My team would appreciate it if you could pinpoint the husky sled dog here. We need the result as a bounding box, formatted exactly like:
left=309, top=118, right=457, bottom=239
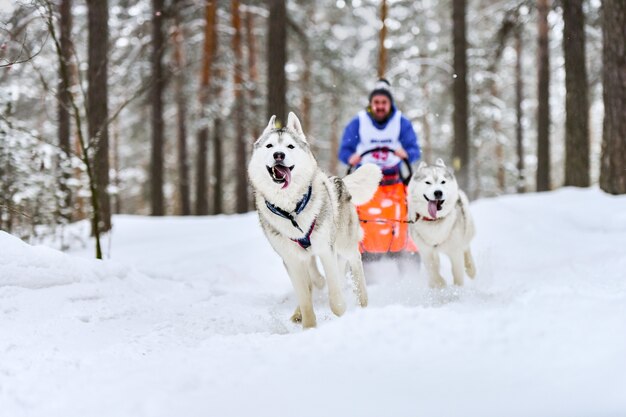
left=407, top=159, right=476, bottom=288
left=248, top=112, right=382, bottom=328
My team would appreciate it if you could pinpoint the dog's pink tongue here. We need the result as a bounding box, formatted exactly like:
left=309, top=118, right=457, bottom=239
left=274, top=165, right=291, bottom=189
left=428, top=200, right=438, bottom=219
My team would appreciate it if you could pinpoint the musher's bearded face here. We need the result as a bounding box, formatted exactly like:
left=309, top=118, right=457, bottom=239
left=370, top=95, right=391, bottom=122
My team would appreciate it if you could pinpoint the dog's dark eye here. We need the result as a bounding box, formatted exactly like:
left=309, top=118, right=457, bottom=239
left=441, top=180, right=446, bottom=184
left=287, top=144, right=295, bottom=149
left=266, top=144, right=273, bottom=148
left=425, top=181, right=431, bottom=185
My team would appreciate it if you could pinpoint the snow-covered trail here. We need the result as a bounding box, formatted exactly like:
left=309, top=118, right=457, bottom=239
left=1, top=188, right=625, bottom=417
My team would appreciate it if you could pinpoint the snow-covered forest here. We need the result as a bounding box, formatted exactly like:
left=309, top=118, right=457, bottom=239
left=1, top=0, right=624, bottom=247
left=1, top=2, right=626, bottom=415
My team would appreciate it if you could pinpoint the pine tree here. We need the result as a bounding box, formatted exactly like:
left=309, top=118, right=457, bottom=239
left=563, top=0, right=590, bottom=187
left=599, top=0, right=626, bottom=194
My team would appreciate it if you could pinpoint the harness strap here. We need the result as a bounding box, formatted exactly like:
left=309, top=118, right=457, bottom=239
left=292, top=219, right=316, bottom=249
left=264, top=185, right=313, bottom=233
left=358, top=213, right=437, bottom=224
left=413, top=212, right=438, bottom=222
left=265, top=201, right=302, bottom=232
left=294, top=185, right=312, bottom=214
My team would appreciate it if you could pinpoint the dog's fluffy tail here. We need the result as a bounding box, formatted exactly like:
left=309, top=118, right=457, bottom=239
left=343, top=163, right=382, bottom=205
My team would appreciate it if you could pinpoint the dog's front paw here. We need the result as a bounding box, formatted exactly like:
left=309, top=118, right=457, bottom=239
left=291, top=306, right=317, bottom=328
left=302, top=314, right=317, bottom=328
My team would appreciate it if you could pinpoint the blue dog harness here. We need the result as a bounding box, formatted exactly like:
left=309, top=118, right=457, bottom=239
left=265, top=186, right=316, bottom=249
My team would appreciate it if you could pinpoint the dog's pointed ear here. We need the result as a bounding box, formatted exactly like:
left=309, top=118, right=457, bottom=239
left=263, top=115, right=277, bottom=135
left=287, top=112, right=305, bottom=138
left=435, top=158, right=446, bottom=168
left=417, top=161, right=427, bottom=170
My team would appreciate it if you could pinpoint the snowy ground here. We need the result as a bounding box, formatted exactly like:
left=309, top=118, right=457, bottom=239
left=1, top=187, right=625, bottom=417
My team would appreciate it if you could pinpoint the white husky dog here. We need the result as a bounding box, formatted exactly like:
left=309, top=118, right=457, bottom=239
left=248, top=112, right=382, bottom=328
left=407, top=159, right=476, bottom=288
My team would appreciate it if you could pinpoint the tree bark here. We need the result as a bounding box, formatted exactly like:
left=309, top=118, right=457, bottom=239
left=196, top=0, right=218, bottom=215
left=599, top=0, right=626, bottom=194
left=452, top=0, right=469, bottom=191
left=536, top=0, right=551, bottom=191
left=196, top=127, right=209, bottom=215
left=245, top=9, right=261, bottom=140
left=267, top=0, right=287, bottom=125
left=57, top=0, right=72, bottom=220
left=232, top=0, right=248, bottom=213
left=515, top=27, right=526, bottom=193
left=491, top=83, right=505, bottom=190
left=299, top=28, right=312, bottom=136
left=563, top=0, right=590, bottom=187
left=378, top=0, right=388, bottom=78
left=173, top=3, right=191, bottom=215
left=212, top=117, right=223, bottom=214
left=421, top=72, right=433, bottom=163
left=211, top=8, right=225, bottom=215
left=112, top=117, right=122, bottom=214
left=87, top=0, right=111, bottom=231
left=151, top=0, right=166, bottom=215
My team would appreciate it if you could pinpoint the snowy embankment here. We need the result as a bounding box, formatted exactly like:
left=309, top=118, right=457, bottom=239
left=1, top=187, right=625, bottom=417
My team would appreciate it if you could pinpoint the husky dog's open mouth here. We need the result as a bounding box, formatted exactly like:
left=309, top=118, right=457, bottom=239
left=267, top=164, right=294, bottom=188
left=423, top=195, right=444, bottom=218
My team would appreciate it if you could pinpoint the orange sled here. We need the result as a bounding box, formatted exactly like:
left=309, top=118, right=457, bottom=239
left=348, top=148, right=419, bottom=261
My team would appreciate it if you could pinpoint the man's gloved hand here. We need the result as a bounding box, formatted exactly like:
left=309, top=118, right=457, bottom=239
left=348, top=153, right=362, bottom=166
left=394, top=148, right=408, bottom=160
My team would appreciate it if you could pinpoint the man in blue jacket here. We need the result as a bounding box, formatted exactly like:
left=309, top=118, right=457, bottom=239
left=339, top=79, right=421, bottom=177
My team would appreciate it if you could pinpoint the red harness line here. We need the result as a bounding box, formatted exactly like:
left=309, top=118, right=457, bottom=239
left=359, top=213, right=438, bottom=224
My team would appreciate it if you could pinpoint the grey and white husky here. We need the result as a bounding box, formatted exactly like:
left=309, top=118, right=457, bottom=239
left=407, top=159, right=476, bottom=288
left=248, top=112, right=382, bottom=328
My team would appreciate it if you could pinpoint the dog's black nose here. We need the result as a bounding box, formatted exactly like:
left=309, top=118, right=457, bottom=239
left=434, top=190, right=443, bottom=199
left=273, top=152, right=285, bottom=161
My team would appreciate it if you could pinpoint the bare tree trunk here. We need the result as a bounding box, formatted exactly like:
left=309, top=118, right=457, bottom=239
left=212, top=117, right=223, bottom=214
left=536, top=0, right=551, bottom=191
left=0, top=102, right=16, bottom=233
left=211, top=4, right=224, bottom=215
left=173, top=4, right=191, bottom=215
left=58, top=0, right=72, bottom=157
left=421, top=70, right=432, bottom=163
left=151, top=0, right=166, bottom=215
left=267, top=0, right=287, bottom=125
left=47, top=3, right=103, bottom=257
left=245, top=8, right=261, bottom=140
left=112, top=117, right=122, bottom=214
left=452, top=0, right=469, bottom=191
left=563, top=0, right=590, bottom=187
left=515, top=27, right=526, bottom=193
left=599, top=0, right=626, bottom=194
left=196, top=0, right=218, bottom=215
left=232, top=0, right=248, bottom=213
left=87, top=0, right=111, bottom=231
left=73, top=121, right=86, bottom=219
left=196, top=127, right=209, bottom=215
left=244, top=10, right=260, bottom=208
left=300, top=33, right=312, bottom=136
left=491, top=81, right=505, bottom=191
left=378, top=0, right=388, bottom=78
left=57, top=0, right=72, bottom=221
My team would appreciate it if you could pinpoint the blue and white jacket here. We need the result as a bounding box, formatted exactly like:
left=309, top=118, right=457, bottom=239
left=338, top=105, right=421, bottom=173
